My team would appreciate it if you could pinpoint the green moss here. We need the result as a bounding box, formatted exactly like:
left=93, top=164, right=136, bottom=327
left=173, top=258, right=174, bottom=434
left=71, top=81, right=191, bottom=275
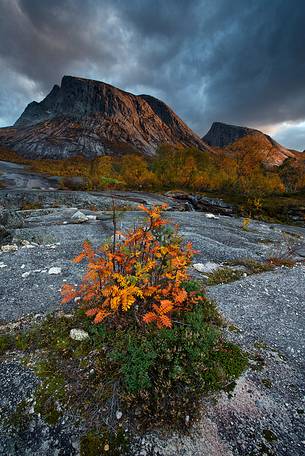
left=226, top=258, right=274, bottom=275
left=227, top=324, right=241, bottom=333
left=34, top=360, right=66, bottom=425
left=80, top=429, right=129, bottom=456
left=261, top=378, right=272, bottom=388
left=258, top=239, right=274, bottom=245
left=0, top=333, right=15, bottom=354
left=207, top=268, right=244, bottom=285
left=249, top=353, right=266, bottom=371
left=5, top=400, right=30, bottom=432
left=254, top=341, right=269, bottom=350
left=0, top=292, right=247, bottom=433
left=263, top=429, right=278, bottom=443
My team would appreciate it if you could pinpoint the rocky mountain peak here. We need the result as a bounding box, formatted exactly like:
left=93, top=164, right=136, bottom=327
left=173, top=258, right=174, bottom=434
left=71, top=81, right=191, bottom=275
left=202, top=121, right=299, bottom=166
left=1, top=76, right=210, bottom=159
left=202, top=121, right=259, bottom=148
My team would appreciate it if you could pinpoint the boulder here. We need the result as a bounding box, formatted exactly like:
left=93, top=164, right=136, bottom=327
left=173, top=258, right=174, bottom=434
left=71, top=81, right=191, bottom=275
left=0, top=209, right=24, bottom=228
left=70, top=210, right=89, bottom=223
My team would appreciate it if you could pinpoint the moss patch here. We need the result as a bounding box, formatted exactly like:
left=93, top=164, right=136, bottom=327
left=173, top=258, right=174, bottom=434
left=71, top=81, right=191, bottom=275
left=226, top=258, right=275, bottom=275
left=0, top=292, right=247, bottom=446
left=80, top=429, right=129, bottom=456
left=207, top=268, right=244, bottom=285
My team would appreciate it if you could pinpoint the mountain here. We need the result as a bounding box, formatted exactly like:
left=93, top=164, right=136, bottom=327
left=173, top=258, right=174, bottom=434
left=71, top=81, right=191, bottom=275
left=203, top=121, right=299, bottom=166
left=0, top=76, right=210, bottom=159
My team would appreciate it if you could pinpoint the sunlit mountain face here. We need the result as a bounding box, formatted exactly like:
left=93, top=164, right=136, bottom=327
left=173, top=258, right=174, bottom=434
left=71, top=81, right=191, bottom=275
left=1, top=0, right=305, bottom=151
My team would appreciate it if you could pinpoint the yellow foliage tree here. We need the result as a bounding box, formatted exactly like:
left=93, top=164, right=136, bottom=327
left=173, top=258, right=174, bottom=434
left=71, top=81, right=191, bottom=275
left=62, top=204, right=203, bottom=329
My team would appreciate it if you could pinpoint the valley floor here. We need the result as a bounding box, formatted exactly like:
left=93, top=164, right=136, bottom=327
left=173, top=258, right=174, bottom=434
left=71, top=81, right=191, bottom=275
left=0, top=178, right=304, bottom=455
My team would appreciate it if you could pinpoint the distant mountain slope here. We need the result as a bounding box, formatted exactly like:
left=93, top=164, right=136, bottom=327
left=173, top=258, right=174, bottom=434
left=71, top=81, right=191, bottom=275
left=203, top=121, right=299, bottom=166
left=0, top=76, right=211, bottom=159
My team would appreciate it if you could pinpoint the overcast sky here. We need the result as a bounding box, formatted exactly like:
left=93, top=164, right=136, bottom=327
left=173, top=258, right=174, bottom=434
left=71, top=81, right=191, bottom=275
left=1, top=0, right=305, bottom=150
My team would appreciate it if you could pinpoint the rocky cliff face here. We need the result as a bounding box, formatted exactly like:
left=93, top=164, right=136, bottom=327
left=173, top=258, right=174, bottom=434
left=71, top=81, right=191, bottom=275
left=0, top=76, right=210, bottom=159
left=203, top=122, right=259, bottom=148
left=203, top=121, right=299, bottom=166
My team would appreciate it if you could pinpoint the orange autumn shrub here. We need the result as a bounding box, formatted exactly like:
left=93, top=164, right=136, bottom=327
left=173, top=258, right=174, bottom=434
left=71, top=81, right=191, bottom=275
left=61, top=204, right=203, bottom=329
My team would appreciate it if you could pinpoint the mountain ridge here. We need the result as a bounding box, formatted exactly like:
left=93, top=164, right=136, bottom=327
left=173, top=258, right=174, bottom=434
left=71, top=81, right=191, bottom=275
left=203, top=121, right=300, bottom=166
left=0, top=75, right=210, bottom=159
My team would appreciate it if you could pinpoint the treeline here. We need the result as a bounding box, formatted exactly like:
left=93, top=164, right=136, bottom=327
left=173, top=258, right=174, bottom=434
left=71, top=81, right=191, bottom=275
left=2, top=144, right=305, bottom=196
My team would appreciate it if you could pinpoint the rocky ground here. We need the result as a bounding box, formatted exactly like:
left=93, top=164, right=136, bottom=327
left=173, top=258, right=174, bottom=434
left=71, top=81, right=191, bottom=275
left=0, top=172, right=305, bottom=455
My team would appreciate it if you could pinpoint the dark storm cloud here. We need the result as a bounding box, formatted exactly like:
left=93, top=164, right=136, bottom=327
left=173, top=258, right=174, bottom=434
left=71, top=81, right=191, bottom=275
left=0, top=0, right=305, bottom=149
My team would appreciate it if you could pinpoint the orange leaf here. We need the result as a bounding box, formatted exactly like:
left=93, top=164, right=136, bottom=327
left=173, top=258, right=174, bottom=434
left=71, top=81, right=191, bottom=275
left=61, top=283, right=76, bottom=304
left=159, top=315, right=172, bottom=328
left=143, top=312, right=157, bottom=324
left=94, top=309, right=110, bottom=324
left=175, top=288, right=187, bottom=304
left=73, top=252, right=85, bottom=264
left=159, top=300, right=174, bottom=315
left=85, top=308, right=99, bottom=317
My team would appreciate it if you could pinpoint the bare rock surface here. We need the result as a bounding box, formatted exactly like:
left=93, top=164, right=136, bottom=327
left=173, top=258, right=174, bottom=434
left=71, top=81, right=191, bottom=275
left=0, top=161, right=59, bottom=191
left=0, top=205, right=305, bottom=455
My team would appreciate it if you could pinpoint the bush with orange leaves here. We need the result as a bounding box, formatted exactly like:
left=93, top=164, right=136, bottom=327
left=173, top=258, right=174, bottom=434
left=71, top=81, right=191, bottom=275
left=62, top=204, right=203, bottom=329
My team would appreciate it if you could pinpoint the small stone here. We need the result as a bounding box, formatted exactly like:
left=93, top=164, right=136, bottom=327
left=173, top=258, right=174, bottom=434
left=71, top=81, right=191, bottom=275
left=116, top=410, right=123, bottom=420
left=22, top=271, right=31, bottom=278
left=205, top=213, right=219, bottom=219
left=104, top=444, right=110, bottom=452
left=21, top=243, right=35, bottom=249
left=185, top=415, right=190, bottom=425
left=70, top=328, right=89, bottom=341
left=0, top=262, right=7, bottom=268
left=71, top=211, right=89, bottom=223
left=1, top=244, right=18, bottom=252
left=193, top=262, right=220, bottom=273
left=48, top=267, right=62, bottom=275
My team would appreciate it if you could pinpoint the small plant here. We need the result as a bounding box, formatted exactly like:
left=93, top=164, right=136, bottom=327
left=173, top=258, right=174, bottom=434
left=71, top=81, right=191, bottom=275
left=62, top=204, right=203, bottom=329
left=207, top=267, right=244, bottom=285
left=242, top=216, right=251, bottom=231
left=20, top=201, right=43, bottom=210
left=266, top=257, right=296, bottom=268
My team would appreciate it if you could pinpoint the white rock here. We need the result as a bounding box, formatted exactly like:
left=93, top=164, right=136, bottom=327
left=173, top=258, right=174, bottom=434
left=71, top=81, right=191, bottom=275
left=0, top=262, right=7, bottom=268
left=21, top=264, right=25, bottom=269
left=205, top=213, right=219, bottom=219
left=1, top=244, right=18, bottom=252
left=116, top=410, right=123, bottom=420
left=193, top=262, right=220, bottom=273
left=21, top=240, right=31, bottom=246
left=87, top=215, right=97, bottom=220
left=48, top=267, right=62, bottom=275
left=22, top=271, right=31, bottom=278
left=71, top=211, right=88, bottom=223
left=69, top=328, right=89, bottom=341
